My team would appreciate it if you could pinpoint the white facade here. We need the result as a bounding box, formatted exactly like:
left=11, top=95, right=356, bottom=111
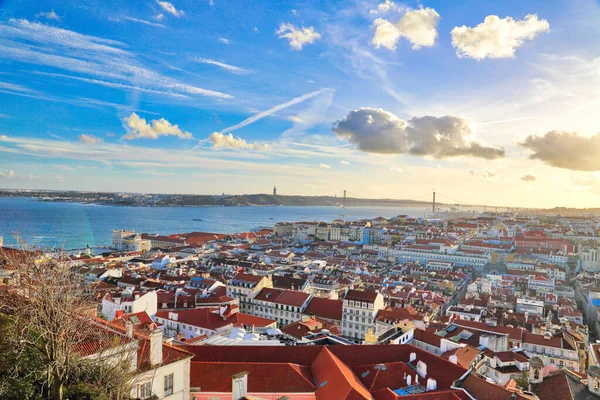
left=580, top=247, right=600, bottom=272
left=131, top=356, right=190, bottom=400
left=341, top=293, right=384, bottom=340
left=390, top=248, right=489, bottom=270
left=112, top=229, right=152, bottom=252
left=102, top=291, right=158, bottom=321
left=516, top=298, right=545, bottom=317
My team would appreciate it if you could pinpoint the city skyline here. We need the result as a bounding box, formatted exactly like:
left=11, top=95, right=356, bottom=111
left=2, top=0, right=600, bottom=208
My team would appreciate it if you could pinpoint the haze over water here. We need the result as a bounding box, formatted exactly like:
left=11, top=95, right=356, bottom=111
left=0, top=198, right=430, bottom=249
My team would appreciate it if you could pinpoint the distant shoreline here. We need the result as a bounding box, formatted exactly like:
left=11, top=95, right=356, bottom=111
left=0, top=190, right=437, bottom=209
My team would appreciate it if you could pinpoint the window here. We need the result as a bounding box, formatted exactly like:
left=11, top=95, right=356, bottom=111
left=139, top=382, right=152, bottom=399
left=164, top=373, right=174, bottom=396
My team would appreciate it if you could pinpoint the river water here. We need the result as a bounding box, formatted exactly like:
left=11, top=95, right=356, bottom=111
left=0, top=197, right=430, bottom=249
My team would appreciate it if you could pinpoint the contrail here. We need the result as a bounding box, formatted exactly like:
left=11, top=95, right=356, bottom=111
left=220, top=88, right=331, bottom=134
left=478, top=116, right=538, bottom=126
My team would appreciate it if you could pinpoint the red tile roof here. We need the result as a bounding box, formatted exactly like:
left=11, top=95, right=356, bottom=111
left=451, top=320, right=524, bottom=342
left=312, top=347, right=372, bottom=400
left=413, top=328, right=442, bottom=348
left=231, top=272, right=264, bottom=284
left=304, top=297, right=343, bottom=321
left=441, top=345, right=481, bottom=369
left=353, top=361, right=416, bottom=392
left=530, top=370, right=573, bottom=400
left=276, top=290, right=311, bottom=307
left=182, top=343, right=468, bottom=392
left=460, top=374, right=530, bottom=400
left=345, top=289, right=380, bottom=303
left=280, top=316, right=341, bottom=340
left=155, top=307, right=275, bottom=331
left=190, top=362, right=316, bottom=393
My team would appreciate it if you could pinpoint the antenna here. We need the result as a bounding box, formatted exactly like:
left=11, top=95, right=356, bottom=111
left=432, top=191, right=436, bottom=214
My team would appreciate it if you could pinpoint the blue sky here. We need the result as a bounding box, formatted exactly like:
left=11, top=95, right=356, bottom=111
left=1, top=0, right=600, bottom=208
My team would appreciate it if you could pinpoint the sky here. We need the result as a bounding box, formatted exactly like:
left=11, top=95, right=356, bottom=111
left=1, top=0, right=600, bottom=209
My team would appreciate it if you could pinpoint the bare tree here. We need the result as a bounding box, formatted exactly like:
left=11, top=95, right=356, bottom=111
left=0, top=240, right=135, bottom=400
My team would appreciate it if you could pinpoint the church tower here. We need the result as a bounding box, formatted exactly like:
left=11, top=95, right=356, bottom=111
left=529, top=356, right=544, bottom=385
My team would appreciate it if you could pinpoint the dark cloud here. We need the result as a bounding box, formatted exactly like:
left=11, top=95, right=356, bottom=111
left=521, top=174, right=536, bottom=182
left=520, top=131, right=600, bottom=171
left=332, top=108, right=505, bottom=159
left=469, top=169, right=496, bottom=178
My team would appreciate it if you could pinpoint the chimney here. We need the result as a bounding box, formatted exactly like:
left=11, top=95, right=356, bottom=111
left=416, top=360, right=427, bottom=377
left=426, top=378, right=437, bottom=391
left=232, top=371, right=248, bottom=400
left=449, top=354, right=458, bottom=364
left=409, top=352, right=417, bottom=363
left=125, top=319, right=134, bottom=338
left=149, top=328, right=163, bottom=366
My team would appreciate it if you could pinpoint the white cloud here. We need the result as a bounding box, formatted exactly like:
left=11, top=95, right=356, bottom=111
left=276, top=23, right=321, bottom=50
left=218, top=37, right=230, bottom=44
left=78, top=134, right=103, bottom=145
left=319, top=163, right=331, bottom=169
left=0, top=135, right=335, bottom=184
left=192, top=57, right=252, bottom=75
left=451, top=14, right=549, bottom=60
left=341, top=160, right=351, bottom=165
left=370, top=0, right=398, bottom=14
left=154, top=14, right=165, bottom=21
left=34, top=72, right=189, bottom=99
left=333, top=107, right=505, bottom=159
left=36, top=10, right=61, bottom=21
left=0, top=19, right=233, bottom=100
left=209, top=132, right=269, bottom=150
left=156, top=1, right=184, bottom=17
left=372, top=7, right=439, bottom=51
left=123, top=16, right=166, bottom=28
left=123, top=113, right=193, bottom=140
left=0, top=81, right=36, bottom=93
left=390, top=167, right=403, bottom=172
left=0, top=170, right=16, bottom=179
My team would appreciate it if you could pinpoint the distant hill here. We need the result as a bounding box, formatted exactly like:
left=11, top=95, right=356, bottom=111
left=0, top=189, right=434, bottom=208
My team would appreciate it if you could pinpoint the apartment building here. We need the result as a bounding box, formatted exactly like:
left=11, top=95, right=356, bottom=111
left=341, top=289, right=384, bottom=341
left=226, top=273, right=272, bottom=314
left=252, top=288, right=312, bottom=326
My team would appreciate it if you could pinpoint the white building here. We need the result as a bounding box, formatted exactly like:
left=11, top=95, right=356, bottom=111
left=580, top=245, right=600, bottom=272
left=341, top=289, right=385, bottom=341
left=527, top=275, right=555, bottom=293
left=516, top=298, right=545, bottom=317
left=467, top=278, right=492, bottom=294
left=112, top=229, right=152, bottom=252
left=81, top=319, right=191, bottom=400
left=389, top=248, right=489, bottom=271
left=102, top=290, right=158, bottom=321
